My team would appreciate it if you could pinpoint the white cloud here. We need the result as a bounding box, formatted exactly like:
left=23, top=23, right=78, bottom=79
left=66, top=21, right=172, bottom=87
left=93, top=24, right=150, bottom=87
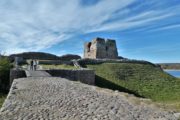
left=149, top=24, right=180, bottom=32
left=0, top=0, right=179, bottom=54
left=0, top=0, right=136, bottom=54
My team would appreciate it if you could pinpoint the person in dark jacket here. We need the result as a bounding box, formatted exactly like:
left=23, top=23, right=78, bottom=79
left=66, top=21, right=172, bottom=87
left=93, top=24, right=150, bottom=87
left=30, top=60, right=33, bottom=70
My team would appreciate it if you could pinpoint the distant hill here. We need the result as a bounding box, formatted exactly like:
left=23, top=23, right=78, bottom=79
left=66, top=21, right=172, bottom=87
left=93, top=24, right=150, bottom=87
left=9, top=52, right=81, bottom=61
left=9, top=52, right=60, bottom=60
left=59, top=54, right=81, bottom=61
left=158, top=63, right=180, bottom=70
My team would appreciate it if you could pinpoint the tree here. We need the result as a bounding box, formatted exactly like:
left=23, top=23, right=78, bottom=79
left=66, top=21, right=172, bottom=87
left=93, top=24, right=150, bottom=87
left=0, top=57, right=12, bottom=91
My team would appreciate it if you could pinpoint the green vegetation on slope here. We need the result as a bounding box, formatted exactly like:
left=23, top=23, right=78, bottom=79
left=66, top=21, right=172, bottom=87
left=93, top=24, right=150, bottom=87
left=41, top=64, right=77, bottom=70
left=0, top=93, right=6, bottom=107
left=86, top=63, right=180, bottom=102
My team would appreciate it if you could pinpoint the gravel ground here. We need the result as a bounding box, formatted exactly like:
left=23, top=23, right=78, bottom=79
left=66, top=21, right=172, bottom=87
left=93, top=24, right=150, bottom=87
left=0, top=77, right=178, bottom=120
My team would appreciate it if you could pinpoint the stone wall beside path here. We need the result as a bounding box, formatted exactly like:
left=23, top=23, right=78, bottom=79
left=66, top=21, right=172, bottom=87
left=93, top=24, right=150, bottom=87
left=9, top=68, right=95, bottom=86
left=46, top=69, right=95, bottom=85
left=9, top=69, right=26, bottom=88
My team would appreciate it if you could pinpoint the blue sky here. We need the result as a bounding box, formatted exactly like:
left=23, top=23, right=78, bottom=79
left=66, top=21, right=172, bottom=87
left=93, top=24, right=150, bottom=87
left=0, top=0, right=180, bottom=63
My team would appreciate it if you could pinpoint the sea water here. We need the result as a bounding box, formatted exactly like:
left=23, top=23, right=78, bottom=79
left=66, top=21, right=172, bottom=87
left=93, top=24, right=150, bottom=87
left=164, top=70, right=180, bottom=78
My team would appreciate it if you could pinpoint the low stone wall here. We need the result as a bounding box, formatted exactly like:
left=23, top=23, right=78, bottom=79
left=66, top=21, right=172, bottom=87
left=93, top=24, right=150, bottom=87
left=9, top=69, right=26, bottom=87
left=9, top=68, right=95, bottom=86
left=46, top=69, right=95, bottom=85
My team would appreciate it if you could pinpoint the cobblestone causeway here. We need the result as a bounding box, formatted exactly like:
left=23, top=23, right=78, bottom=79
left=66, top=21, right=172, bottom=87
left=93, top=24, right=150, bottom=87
left=0, top=77, right=178, bottom=120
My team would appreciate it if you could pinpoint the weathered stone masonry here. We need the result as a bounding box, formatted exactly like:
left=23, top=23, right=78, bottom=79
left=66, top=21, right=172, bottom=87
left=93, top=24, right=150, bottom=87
left=84, top=37, right=118, bottom=59
left=9, top=69, right=95, bottom=86
left=46, top=69, right=95, bottom=85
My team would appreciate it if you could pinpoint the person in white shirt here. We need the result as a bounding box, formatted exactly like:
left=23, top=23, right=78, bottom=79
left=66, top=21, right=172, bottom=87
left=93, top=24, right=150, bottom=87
left=33, top=60, right=37, bottom=71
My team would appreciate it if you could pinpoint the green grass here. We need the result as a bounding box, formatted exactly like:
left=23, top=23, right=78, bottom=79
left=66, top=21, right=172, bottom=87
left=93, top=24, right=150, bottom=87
left=86, top=63, right=180, bottom=110
left=0, top=93, right=7, bottom=108
left=41, top=64, right=78, bottom=70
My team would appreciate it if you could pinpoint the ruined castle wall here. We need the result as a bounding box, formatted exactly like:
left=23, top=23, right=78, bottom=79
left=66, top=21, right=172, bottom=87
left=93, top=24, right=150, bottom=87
left=93, top=38, right=106, bottom=58
left=84, top=38, right=118, bottom=59
left=106, top=39, right=118, bottom=59
left=84, top=42, right=95, bottom=58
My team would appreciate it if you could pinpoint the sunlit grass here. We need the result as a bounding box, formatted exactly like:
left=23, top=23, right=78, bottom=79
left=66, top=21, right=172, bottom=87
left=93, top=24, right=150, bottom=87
left=41, top=64, right=78, bottom=70
left=86, top=63, right=180, bottom=111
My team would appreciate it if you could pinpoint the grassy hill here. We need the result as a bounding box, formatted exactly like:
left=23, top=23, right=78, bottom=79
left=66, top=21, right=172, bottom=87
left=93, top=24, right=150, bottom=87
left=9, top=52, right=60, bottom=60
left=9, top=52, right=81, bottom=61
left=41, top=64, right=77, bottom=70
left=84, top=62, right=180, bottom=103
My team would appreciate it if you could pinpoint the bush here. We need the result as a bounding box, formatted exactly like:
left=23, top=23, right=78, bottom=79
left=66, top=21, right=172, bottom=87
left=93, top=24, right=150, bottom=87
left=0, top=57, right=12, bottom=91
left=0, top=93, right=6, bottom=107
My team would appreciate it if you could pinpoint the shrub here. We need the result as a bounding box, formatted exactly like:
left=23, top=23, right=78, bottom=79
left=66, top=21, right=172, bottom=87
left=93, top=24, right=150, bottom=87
left=0, top=57, right=12, bottom=91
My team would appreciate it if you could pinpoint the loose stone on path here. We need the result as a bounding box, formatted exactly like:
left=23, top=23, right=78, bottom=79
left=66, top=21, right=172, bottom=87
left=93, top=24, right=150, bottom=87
left=0, top=77, right=178, bottom=120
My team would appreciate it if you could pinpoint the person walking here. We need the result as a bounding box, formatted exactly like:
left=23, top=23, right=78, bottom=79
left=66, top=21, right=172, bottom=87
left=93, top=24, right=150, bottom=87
left=36, top=60, right=39, bottom=69
left=30, top=60, right=33, bottom=70
left=33, top=60, right=37, bottom=71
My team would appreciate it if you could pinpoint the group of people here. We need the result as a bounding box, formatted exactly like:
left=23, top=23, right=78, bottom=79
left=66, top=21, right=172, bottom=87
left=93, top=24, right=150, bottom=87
left=30, top=59, right=39, bottom=71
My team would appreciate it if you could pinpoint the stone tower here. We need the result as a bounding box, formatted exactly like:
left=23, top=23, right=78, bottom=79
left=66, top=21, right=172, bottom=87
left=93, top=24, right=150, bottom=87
left=84, top=37, right=118, bottom=59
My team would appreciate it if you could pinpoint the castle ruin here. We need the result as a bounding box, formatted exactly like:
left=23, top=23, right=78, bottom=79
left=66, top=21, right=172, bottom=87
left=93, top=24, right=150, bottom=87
left=84, top=37, right=118, bottom=59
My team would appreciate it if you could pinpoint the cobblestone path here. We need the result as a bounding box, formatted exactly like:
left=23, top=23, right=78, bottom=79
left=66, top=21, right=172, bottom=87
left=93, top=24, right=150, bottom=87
left=0, top=77, right=178, bottom=120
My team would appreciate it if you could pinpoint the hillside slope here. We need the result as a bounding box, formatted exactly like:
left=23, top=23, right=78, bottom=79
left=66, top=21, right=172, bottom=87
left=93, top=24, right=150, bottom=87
left=85, top=62, right=180, bottom=102
left=9, top=52, right=60, bottom=60
left=9, top=52, right=81, bottom=61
